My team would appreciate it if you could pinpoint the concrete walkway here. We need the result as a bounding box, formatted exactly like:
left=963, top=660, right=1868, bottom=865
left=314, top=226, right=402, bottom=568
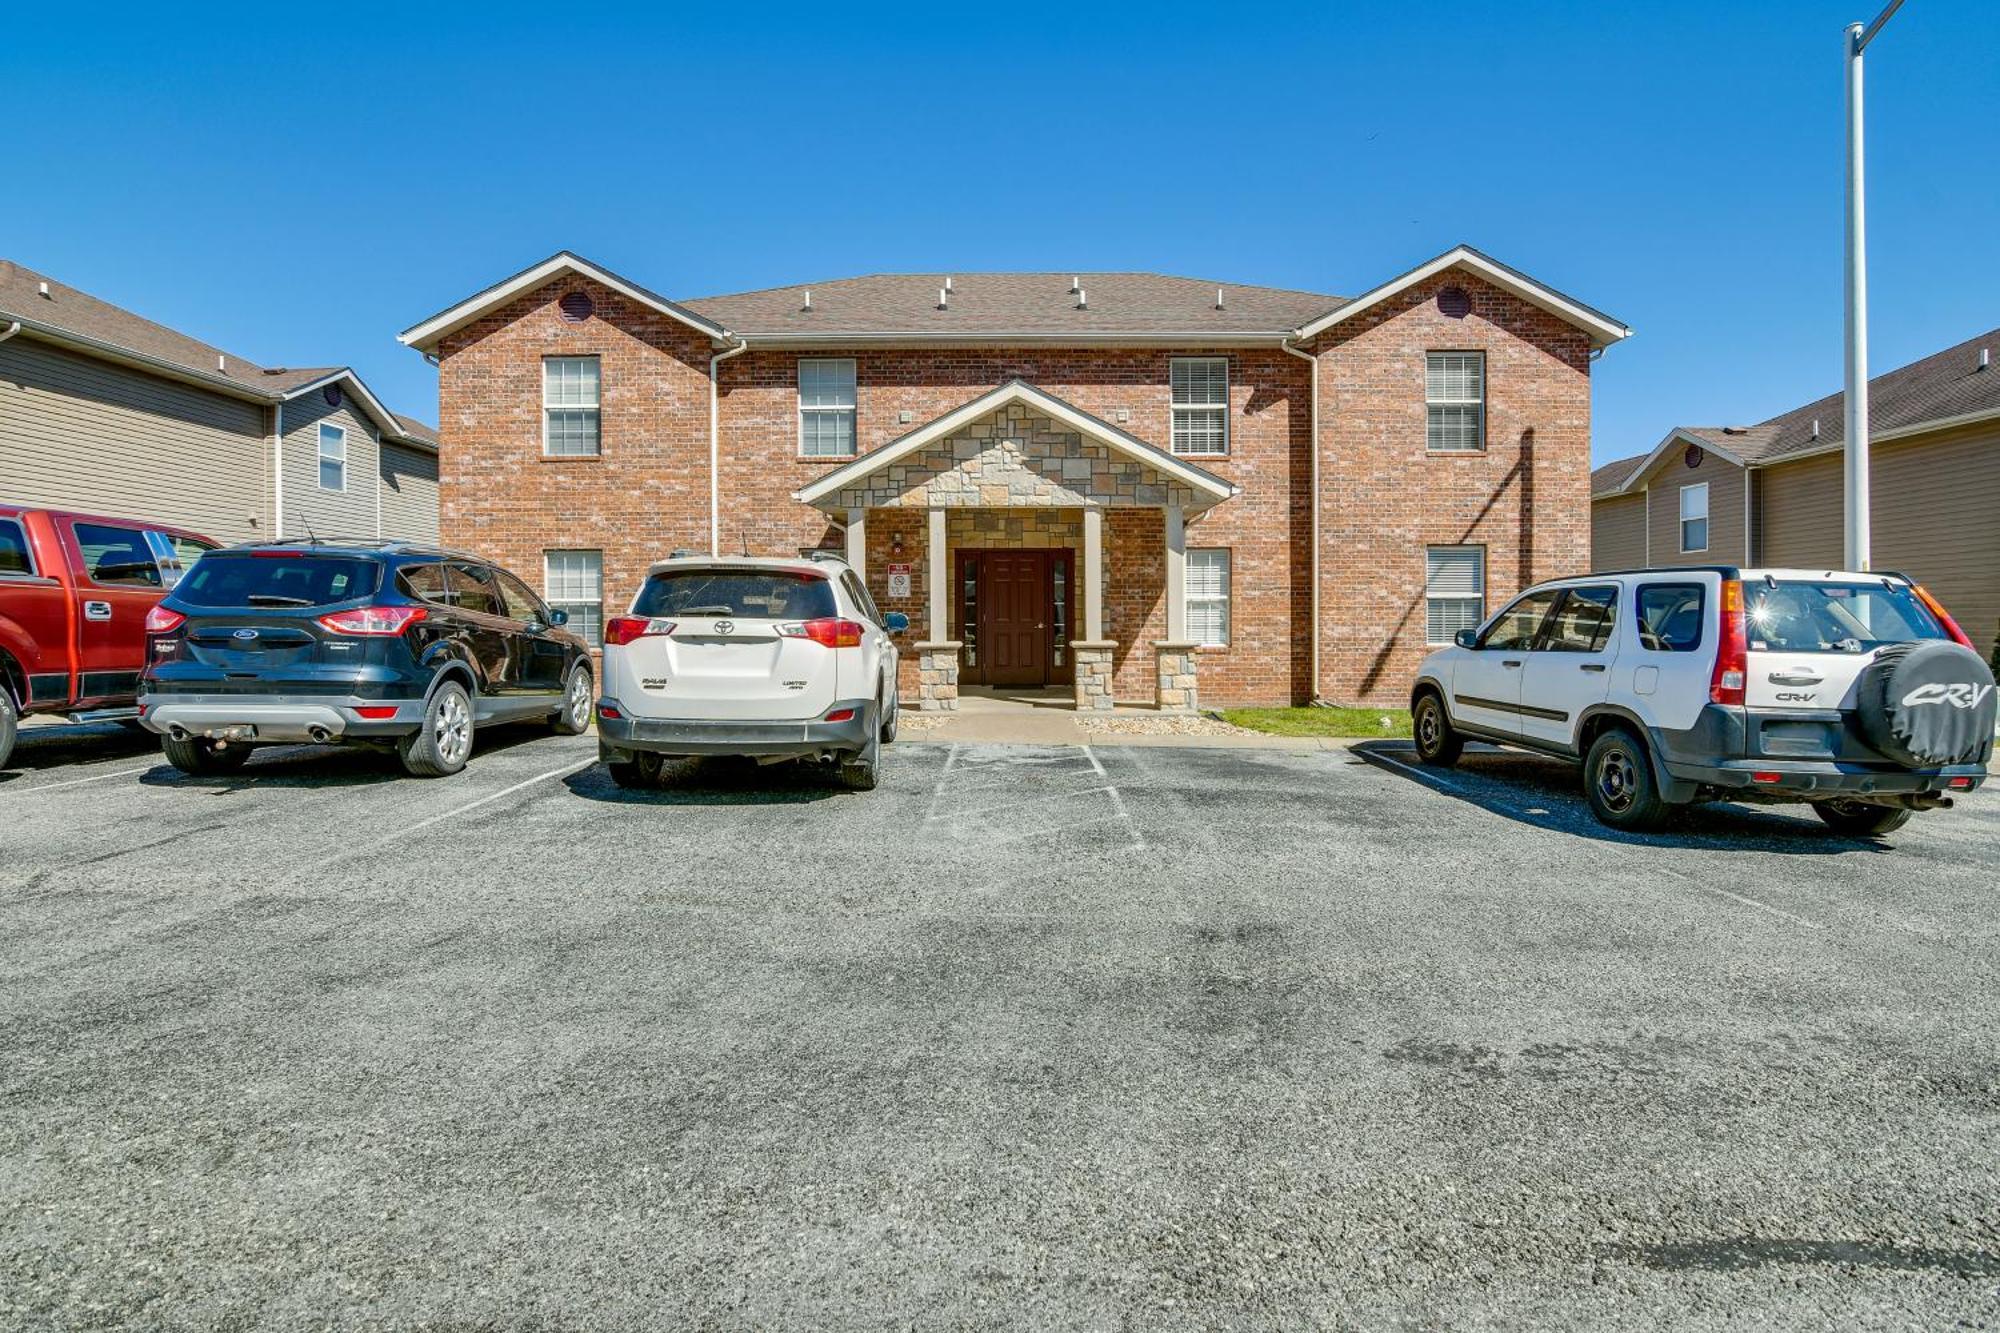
left=901, top=689, right=1362, bottom=749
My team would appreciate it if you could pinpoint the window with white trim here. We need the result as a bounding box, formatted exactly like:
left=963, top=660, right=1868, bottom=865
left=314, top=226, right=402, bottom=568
left=1426, top=546, right=1485, bottom=643
left=1170, top=357, right=1229, bottom=456
left=544, top=549, right=604, bottom=647
left=1679, top=482, right=1709, bottom=553
left=543, top=356, right=601, bottom=457
left=1425, top=352, right=1484, bottom=452
left=1186, top=548, right=1230, bottom=646
left=317, top=422, right=346, bottom=491
left=799, top=358, right=857, bottom=458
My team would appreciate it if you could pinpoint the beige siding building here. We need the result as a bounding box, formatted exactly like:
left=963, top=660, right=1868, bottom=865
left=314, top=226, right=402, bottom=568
left=0, top=259, right=438, bottom=545
left=1592, top=327, right=2000, bottom=652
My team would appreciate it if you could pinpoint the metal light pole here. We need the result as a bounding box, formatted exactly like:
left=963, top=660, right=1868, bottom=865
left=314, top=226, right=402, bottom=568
left=1843, top=0, right=1906, bottom=571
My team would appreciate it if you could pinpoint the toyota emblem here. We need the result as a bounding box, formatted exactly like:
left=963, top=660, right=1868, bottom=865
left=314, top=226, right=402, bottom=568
left=713, top=620, right=735, bottom=635
left=232, top=629, right=258, bottom=640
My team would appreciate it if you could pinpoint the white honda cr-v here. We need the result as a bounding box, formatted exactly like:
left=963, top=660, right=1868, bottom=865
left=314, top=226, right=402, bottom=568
left=596, top=554, right=906, bottom=790
left=1410, top=566, right=1994, bottom=835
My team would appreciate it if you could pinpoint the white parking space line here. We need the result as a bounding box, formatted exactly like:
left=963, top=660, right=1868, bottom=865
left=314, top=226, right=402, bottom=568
left=923, top=743, right=960, bottom=823
left=1080, top=745, right=1145, bottom=851
left=1684, top=882, right=1826, bottom=931
left=347, top=757, right=595, bottom=853
left=7, top=763, right=156, bottom=794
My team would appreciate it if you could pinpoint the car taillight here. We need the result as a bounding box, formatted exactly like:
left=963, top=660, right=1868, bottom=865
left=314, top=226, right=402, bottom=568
left=604, top=616, right=676, bottom=647
left=1911, top=582, right=1976, bottom=650
left=779, top=618, right=864, bottom=648
left=144, top=605, right=185, bottom=634
left=318, top=605, right=428, bottom=636
left=1710, top=578, right=1747, bottom=706
left=352, top=705, right=399, bottom=719
left=824, top=707, right=857, bottom=723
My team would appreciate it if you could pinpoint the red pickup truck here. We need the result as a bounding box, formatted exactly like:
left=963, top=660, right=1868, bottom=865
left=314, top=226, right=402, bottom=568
left=0, top=506, right=219, bottom=769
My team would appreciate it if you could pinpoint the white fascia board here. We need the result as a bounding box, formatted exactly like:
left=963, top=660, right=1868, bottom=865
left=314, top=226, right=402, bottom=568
left=734, top=331, right=1294, bottom=349
left=793, top=379, right=1236, bottom=507
left=398, top=252, right=734, bottom=353
left=1294, top=246, right=1633, bottom=349
left=1614, top=428, right=1750, bottom=495
left=277, top=370, right=419, bottom=444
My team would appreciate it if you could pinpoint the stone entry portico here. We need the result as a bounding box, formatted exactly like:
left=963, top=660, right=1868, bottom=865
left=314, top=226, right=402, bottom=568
left=793, top=379, right=1236, bottom=711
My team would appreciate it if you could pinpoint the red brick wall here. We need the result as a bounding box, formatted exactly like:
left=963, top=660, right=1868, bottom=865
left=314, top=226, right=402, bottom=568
left=1307, top=271, right=1594, bottom=704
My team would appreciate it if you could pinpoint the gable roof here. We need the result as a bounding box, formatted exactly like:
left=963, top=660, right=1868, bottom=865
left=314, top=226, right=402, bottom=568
left=397, top=251, right=733, bottom=353
left=1292, top=244, right=1632, bottom=349
left=793, top=379, right=1237, bottom=508
left=1594, top=326, right=2000, bottom=498
left=0, top=259, right=435, bottom=450
left=1591, top=453, right=1648, bottom=498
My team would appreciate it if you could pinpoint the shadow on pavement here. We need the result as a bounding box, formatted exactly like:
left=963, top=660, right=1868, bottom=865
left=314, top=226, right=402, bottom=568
left=133, top=722, right=563, bottom=790
left=1352, top=740, right=1895, bottom=856
left=563, top=755, right=842, bottom=806
left=0, top=721, right=159, bottom=781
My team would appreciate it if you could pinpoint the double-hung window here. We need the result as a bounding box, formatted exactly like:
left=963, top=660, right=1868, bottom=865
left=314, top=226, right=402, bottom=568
left=317, top=423, right=346, bottom=490
left=544, top=356, right=602, bottom=457
left=1425, top=352, right=1484, bottom=452
left=1186, top=548, right=1231, bottom=646
left=799, top=358, right=857, bottom=458
left=544, top=549, right=604, bottom=647
left=1425, top=546, right=1485, bottom=643
left=1170, top=357, right=1229, bottom=456
left=1679, top=483, right=1709, bottom=552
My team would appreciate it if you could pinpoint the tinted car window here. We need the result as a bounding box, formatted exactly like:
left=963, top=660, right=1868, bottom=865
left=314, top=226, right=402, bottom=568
left=1747, top=580, right=1947, bottom=653
left=175, top=553, right=382, bottom=608
left=0, top=519, right=32, bottom=576
left=73, top=522, right=161, bottom=587
left=494, top=569, right=551, bottom=624
left=842, top=571, right=882, bottom=624
left=633, top=570, right=839, bottom=620
left=1636, top=584, right=1705, bottom=652
left=446, top=564, right=505, bottom=618
left=398, top=562, right=452, bottom=605
left=169, top=534, right=216, bottom=566
left=1479, top=589, right=1560, bottom=651
left=1542, top=586, right=1618, bottom=653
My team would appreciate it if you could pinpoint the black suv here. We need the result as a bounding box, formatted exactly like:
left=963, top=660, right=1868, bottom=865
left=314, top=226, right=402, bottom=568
left=139, top=541, right=594, bottom=777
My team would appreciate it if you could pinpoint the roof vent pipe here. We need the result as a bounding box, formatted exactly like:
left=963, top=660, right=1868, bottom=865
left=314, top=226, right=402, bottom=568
left=943, top=276, right=953, bottom=291
left=1812, top=418, right=1820, bottom=439
left=1980, top=347, right=1991, bottom=371
left=801, top=289, right=812, bottom=311
left=937, top=287, right=949, bottom=310
left=1075, top=288, right=1087, bottom=310
left=37, top=281, right=51, bottom=299
left=217, top=355, right=227, bottom=372
left=1215, top=287, right=1225, bottom=310
left=1070, top=275, right=1081, bottom=293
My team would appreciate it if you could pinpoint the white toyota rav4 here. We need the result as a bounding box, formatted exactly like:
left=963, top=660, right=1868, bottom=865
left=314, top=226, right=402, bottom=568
left=1411, top=566, right=1995, bottom=835
left=595, top=554, right=906, bottom=790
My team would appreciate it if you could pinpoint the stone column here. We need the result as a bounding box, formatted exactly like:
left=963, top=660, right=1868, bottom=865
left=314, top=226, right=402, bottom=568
left=1152, top=640, right=1200, bottom=713
left=915, top=641, right=962, bottom=711
left=1071, top=640, right=1117, bottom=711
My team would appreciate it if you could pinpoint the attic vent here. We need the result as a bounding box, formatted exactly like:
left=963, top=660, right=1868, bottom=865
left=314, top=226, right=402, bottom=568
left=1437, top=285, right=1471, bottom=318
left=324, top=384, right=343, bottom=408
left=558, top=291, right=594, bottom=323
left=1981, top=348, right=1991, bottom=371
left=1683, top=443, right=1703, bottom=469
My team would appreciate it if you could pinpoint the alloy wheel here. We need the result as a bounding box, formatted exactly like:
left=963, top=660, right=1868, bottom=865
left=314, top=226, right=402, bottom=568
left=1417, top=701, right=1441, bottom=752
left=437, top=691, right=473, bottom=766
left=1595, top=746, right=1637, bottom=814
left=568, top=672, right=592, bottom=729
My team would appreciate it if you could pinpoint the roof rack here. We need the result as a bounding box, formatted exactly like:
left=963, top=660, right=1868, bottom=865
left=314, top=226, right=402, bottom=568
left=230, top=536, right=488, bottom=561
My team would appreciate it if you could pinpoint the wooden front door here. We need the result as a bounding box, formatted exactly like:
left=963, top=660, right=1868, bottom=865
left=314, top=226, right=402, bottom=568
left=980, top=550, right=1049, bottom=686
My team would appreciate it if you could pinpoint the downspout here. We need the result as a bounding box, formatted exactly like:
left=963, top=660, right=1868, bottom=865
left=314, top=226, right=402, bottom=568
left=709, top=336, right=749, bottom=556
left=272, top=402, right=285, bottom=539
left=1281, top=336, right=1321, bottom=702
left=0, top=320, right=21, bottom=344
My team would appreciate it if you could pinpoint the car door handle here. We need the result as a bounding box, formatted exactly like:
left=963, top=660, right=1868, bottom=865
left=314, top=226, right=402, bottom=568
left=1501, top=659, right=1522, bottom=669
left=83, top=600, right=112, bottom=621
left=1767, top=671, right=1823, bottom=686
left=1579, top=663, right=1608, bottom=672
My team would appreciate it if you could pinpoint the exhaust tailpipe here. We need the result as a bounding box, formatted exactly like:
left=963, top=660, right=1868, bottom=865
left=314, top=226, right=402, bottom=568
left=307, top=726, right=333, bottom=744
left=166, top=725, right=191, bottom=742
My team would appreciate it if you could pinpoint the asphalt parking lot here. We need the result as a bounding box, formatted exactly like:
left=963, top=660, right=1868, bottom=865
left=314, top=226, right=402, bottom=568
left=3, top=721, right=1998, bottom=1330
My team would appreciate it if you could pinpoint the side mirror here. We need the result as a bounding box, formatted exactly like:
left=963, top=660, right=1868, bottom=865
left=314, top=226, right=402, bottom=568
left=883, top=611, right=911, bottom=633
left=548, top=608, right=570, bottom=627
left=1453, top=629, right=1479, bottom=649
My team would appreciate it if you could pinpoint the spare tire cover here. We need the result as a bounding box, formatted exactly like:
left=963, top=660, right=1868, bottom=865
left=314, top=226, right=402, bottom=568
left=1855, top=640, right=1998, bottom=767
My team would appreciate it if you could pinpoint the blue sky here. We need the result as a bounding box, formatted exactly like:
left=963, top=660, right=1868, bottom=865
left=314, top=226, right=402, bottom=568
left=6, top=2, right=1994, bottom=464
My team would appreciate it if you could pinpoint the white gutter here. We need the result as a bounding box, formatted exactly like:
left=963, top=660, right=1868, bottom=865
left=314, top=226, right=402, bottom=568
left=0, top=320, right=21, bottom=344
left=708, top=338, right=749, bottom=556
left=1281, top=337, right=1321, bottom=702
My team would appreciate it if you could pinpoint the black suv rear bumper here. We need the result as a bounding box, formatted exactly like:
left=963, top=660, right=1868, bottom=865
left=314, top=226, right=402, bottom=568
left=597, top=698, right=876, bottom=760
left=1653, top=704, right=1989, bottom=797
left=139, top=693, right=423, bottom=743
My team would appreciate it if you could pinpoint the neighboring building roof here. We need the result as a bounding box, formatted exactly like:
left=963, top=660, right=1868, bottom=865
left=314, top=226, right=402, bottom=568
left=0, top=258, right=435, bottom=450
left=1293, top=244, right=1632, bottom=349
left=1590, top=453, right=1647, bottom=498
left=793, top=379, right=1237, bottom=509
left=1596, top=326, right=2000, bottom=498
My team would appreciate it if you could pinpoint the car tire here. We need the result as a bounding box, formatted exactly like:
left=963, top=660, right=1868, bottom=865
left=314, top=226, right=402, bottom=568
left=606, top=752, right=664, bottom=790
left=1812, top=799, right=1914, bottom=838
left=1412, top=692, right=1462, bottom=766
left=0, top=688, right=19, bottom=771
left=398, top=680, right=475, bottom=778
left=1583, top=729, right=1671, bottom=832
left=552, top=664, right=593, bottom=736
left=838, top=731, right=880, bottom=792
left=161, top=734, right=253, bottom=776
left=879, top=682, right=899, bottom=744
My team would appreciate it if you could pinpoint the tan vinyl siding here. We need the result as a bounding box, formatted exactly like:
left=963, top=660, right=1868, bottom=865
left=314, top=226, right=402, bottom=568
left=0, top=336, right=269, bottom=542
left=1757, top=420, right=2000, bottom=650
left=1591, top=493, right=1646, bottom=570
left=379, top=442, right=440, bottom=544
left=281, top=389, right=381, bottom=540
left=1640, top=452, right=1748, bottom=564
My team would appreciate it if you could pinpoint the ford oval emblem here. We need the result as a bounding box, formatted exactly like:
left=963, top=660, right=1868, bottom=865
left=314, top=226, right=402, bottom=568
left=713, top=620, right=734, bottom=635
left=232, top=629, right=258, bottom=640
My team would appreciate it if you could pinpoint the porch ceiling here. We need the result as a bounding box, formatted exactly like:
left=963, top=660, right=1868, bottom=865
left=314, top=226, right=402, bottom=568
left=793, top=379, right=1237, bottom=512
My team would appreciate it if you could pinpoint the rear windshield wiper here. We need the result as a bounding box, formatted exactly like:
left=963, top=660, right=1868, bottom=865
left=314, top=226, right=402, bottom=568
left=678, top=605, right=736, bottom=615
left=245, top=594, right=315, bottom=606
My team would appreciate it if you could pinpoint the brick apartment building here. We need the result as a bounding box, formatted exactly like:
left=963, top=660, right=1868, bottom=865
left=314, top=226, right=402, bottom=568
left=397, top=246, right=1629, bottom=710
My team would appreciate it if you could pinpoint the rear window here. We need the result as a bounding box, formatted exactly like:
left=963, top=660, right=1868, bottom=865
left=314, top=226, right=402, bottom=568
left=0, top=519, right=31, bottom=576
left=1747, top=580, right=1947, bottom=654
left=174, top=553, right=383, bottom=608
left=632, top=569, right=837, bottom=620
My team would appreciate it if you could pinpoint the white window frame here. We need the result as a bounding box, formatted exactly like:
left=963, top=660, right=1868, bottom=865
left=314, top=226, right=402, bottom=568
left=543, top=549, right=604, bottom=647
left=1679, top=482, right=1710, bottom=553
left=1170, top=356, right=1230, bottom=457
left=317, top=422, right=346, bottom=492
left=1425, top=351, right=1485, bottom=453
left=1185, top=547, right=1231, bottom=646
left=542, top=355, right=602, bottom=458
left=798, top=358, right=858, bottom=459
left=1425, top=545, right=1486, bottom=645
